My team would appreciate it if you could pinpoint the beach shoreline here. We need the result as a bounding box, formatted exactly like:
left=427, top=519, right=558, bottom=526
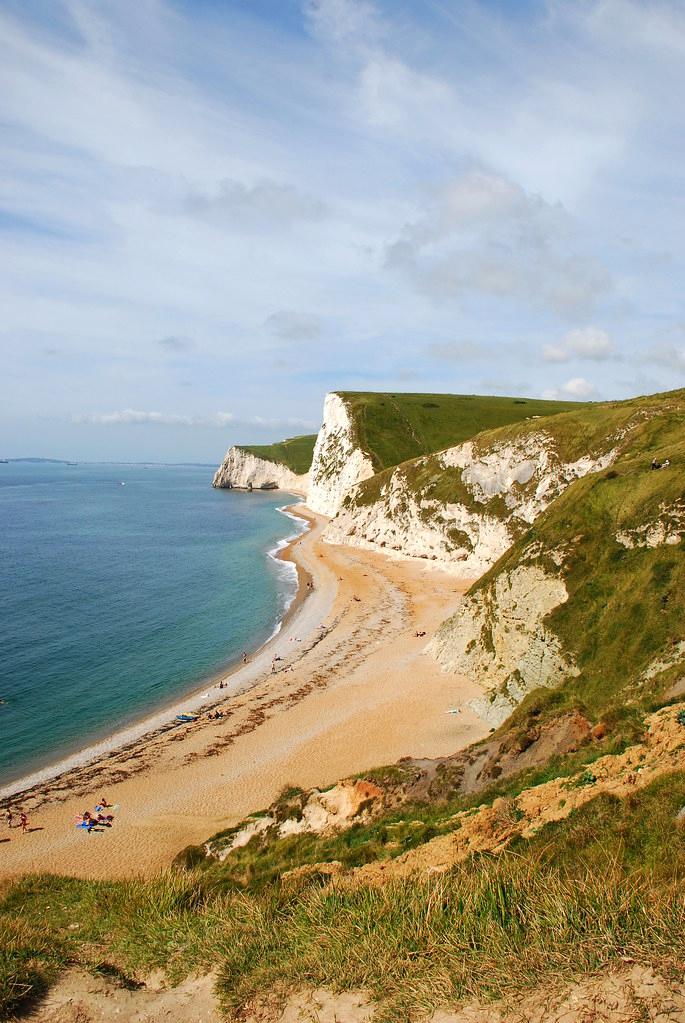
left=0, top=503, right=488, bottom=880
left=0, top=501, right=327, bottom=804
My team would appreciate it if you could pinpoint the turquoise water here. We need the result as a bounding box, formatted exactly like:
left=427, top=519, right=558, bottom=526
left=0, top=463, right=301, bottom=787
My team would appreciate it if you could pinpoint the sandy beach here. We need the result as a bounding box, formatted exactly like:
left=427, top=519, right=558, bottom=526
left=0, top=505, right=488, bottom=879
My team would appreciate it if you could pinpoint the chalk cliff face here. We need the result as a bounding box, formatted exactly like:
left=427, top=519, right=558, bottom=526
left=324, top=429, right=615, bottom=577
left=306, top=392, right=376, bottom=517
left=212, top=446, right=308, bottom=493
left=428, top=564, right=579, bottom=727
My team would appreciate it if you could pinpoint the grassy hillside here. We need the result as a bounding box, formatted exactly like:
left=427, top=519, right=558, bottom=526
left=338, top=391, right=584, bottom=472
left=4, top=774, right=685, bottom=1021
left=459, top=388, right=685, bottom=727
left=239, top=434, right=317, bottom=475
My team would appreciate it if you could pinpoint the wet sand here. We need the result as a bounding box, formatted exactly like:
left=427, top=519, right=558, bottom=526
left=0, top=506, right=488, bottom=879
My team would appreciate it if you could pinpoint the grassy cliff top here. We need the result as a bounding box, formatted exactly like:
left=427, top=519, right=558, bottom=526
left=336, top=391, right=585, bottom=471
left=238, top=434, right=317, bottom=475
left=345, top=387, right=684, bottom=510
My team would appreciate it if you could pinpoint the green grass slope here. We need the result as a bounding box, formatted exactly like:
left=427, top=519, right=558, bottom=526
left=338, top=391, right=584, bottom=472
left=458, top=388, right=685, bottom=728
left=4, top=775, right=685, bottom=1021
left=238, top=434, right=317, bottom=475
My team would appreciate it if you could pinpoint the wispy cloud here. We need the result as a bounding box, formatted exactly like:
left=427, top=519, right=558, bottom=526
left=304, top=0, right=383, bottom=44
left=544, top=377, right=599, bottom=400
left=72, top=409, right=317, bottom=430
left=385, top=172, right=611, bottom=316
left=543, top=326, right=619, bottom=363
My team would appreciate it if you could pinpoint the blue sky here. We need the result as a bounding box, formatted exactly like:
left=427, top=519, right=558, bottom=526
left=2, top=0, right=684, bottom=462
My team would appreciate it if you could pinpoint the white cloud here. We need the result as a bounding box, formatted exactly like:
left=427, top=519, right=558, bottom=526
left=358, top=54, right=456, bottom=129
left=72, top=409, right=316, bottom=430
left=543, top=326, right=618, bottom=363
left=72, top=410, right=229, bottom=427
left=543, top=377, right=598, bottom=400
left=385, top=172, right=611, bottom=315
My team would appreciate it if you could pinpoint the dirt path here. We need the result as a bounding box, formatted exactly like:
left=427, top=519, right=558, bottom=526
left=26, top=964, right=685, bottom=1023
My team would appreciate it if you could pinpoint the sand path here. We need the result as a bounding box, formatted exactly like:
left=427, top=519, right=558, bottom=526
left=0, top=507, right=487, bottom=879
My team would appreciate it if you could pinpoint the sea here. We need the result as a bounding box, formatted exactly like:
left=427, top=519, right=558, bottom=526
left=0, top=462, right=303, bottom=789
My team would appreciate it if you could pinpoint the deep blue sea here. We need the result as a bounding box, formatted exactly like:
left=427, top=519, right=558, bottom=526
left=0, top=462, right=301, bottom=788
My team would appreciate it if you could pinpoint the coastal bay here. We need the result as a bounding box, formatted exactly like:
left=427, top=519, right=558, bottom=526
left=0, top=463, right=309, bottom=789
left=0, top=506, right=488, bottom=879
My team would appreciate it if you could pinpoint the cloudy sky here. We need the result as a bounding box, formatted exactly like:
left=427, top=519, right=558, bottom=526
left=2, top=0, right=683, bottom=461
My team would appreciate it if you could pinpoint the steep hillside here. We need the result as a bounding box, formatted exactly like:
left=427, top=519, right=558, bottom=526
left=15, top=706, right=685, bottom=1022
left=430, top=388, right=685, bottom=725
left=307, top=391, right=582, bottom=516
left=326, top=391, right=682, bottom=579
left=212, top=434, right=315, bottom=492
left=337, top=391, right=583, bottom=472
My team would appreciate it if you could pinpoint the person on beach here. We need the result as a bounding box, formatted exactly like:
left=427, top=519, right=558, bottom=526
left=19, top=812, right=28, bottom=833
left=98, top=797, right=113, bottom=808
left=76, top=811, right=100, bottom=833
left=242, top=651, right=248, bottom=664
left=5, top=808, right=13, bottom=828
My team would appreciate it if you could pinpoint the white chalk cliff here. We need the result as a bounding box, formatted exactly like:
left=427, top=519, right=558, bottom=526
left=428, top=564, right=579, bottom=727
left=306, top=393, right=376, bottom=517
left=212, top=392, right=378, bottom=511
left=324, top=430, right=616, bottom=578
left=212, top=447, right=308, bottom=493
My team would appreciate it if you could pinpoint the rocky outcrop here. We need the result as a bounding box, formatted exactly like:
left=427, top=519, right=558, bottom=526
left=306, top=393, right=376, bottom=517
left=616, top=500, right=685, bottom=549
left=428, top=565, right=579, bottom=726
left=212, top=446, right=308, bottom=493
left=207, top=779, right=385, bottom=862
left=324, top=429, right=616, bottom=577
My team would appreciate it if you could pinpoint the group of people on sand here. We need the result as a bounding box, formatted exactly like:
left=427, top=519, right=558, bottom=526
left=76, top=797, right=116, bottom=834
left=271, top=655, right=294, bottom=674
left=207, top=709, right=224, bottom=720
left=4, top=807, right=29, bottom=834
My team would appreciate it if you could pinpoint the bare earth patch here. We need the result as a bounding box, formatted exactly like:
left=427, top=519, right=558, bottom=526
left=27, top=966, right=685, bottom=1023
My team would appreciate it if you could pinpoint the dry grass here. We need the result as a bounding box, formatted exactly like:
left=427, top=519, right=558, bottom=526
left=3, top=778, right=685, bottom=1021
